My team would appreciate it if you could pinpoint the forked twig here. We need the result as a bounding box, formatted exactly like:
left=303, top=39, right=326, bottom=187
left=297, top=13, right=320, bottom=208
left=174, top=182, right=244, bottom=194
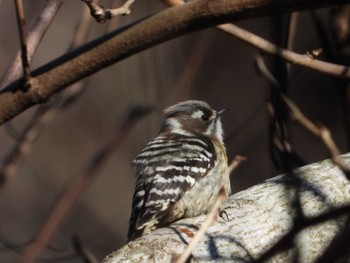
left=81, top=0, right=135, bottom=23
left=173, top=186, right=227, bottom=263
left=18, top=105, right=151, bottom=263
left=0, top=0, right=64, bottom=90
left=14, top=0, right=31, bottom=89
left=0, top=5, right=93, bottom=191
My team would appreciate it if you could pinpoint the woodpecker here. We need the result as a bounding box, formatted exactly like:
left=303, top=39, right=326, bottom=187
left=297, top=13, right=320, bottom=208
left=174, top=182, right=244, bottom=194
left=127, top=100, right=230, bottom=241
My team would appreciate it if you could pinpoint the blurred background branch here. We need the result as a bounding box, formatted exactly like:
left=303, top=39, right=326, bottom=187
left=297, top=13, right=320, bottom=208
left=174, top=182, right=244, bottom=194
left=0, top=0, right=349, bottom=125
left=0, top=0, right=350, bottom=262
left=0, top=5, right=92, bottom=191
left=0, top=0, right=65, bottom=90
left=19, top=105, right=150, bottom=263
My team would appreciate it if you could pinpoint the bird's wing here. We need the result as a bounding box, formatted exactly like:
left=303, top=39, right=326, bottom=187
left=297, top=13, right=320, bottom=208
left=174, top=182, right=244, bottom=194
left=127, top=135, right=216, bottom=240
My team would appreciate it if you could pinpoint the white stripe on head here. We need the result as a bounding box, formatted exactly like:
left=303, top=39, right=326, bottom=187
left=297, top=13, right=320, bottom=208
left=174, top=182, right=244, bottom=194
left=166, top=118, right=192, bottom=136
left=191, top=110, right=204, bottom=119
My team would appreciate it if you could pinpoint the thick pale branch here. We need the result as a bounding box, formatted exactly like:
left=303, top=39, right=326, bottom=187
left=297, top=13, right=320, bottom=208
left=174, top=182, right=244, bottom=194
left=103, top=153, right=350, bottom=262
left=0, top=0, right=349, bottom=125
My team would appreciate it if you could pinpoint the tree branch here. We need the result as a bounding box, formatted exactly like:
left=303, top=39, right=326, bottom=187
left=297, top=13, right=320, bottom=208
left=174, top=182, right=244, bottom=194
left=0, top=0, right=349, bottom=125
left=0, top=0, right=65, bottom=89
left=18, top=105, right=151, bottom=263
left=164, top=1, right=350, bottom=87
left=81, top=0, right=135, bottom=23
left=14, top=0, right=31, bottom=89
left=217, top=23, right=350, bottom=78
left=103, top=153, right=350, bottom=262
left=0, top=4, right=93, bottom=190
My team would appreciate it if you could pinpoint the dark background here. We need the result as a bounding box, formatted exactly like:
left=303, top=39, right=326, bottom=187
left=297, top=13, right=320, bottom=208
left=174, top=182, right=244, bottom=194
left=0, top=1, right=347, bottom=262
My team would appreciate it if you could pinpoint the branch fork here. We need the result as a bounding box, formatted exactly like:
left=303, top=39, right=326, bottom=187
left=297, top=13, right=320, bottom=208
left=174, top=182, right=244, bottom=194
left=82, top=0, right=135, bottom=23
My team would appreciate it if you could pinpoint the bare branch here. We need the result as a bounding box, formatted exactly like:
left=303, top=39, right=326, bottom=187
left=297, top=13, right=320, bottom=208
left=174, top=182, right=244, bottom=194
left=282, top=96, right=350, bottom=174
left=103, top=153, right=350, bottom=262
left=109, top=0, right=135, bottom=17
left=14, top=0, right=31, bottom=89
left=228, top=155, right=247, bottom=175
left=0, top=106, right=51, bottom=188
left=162, top=0, right=350, bottom=81
left=170, top=155, right=243, bottom=262
left=0, top=0, right=349, bottom=125
left=0, top=0, right=64, bottom=90
left=18, top=105, right=151, bottom=263
left=81, top=0, right=135, bottom=23
left=72, top=235, right=99, bottom=263
left=218, top=23, right=350, bottom=78
left=0, top=5, right=93, bottom=190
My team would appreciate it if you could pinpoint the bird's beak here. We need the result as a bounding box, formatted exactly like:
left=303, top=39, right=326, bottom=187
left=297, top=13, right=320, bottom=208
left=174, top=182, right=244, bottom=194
left=217, top=108, right=229, bottom=116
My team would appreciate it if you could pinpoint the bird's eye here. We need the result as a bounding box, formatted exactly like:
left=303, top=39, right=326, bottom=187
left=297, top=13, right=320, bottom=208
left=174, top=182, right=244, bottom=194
left=201, top=114, right=209, bottom=121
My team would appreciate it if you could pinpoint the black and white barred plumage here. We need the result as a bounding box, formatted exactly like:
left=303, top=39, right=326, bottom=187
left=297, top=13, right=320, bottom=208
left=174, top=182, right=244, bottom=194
left=127, top=100, right=230, bottom=241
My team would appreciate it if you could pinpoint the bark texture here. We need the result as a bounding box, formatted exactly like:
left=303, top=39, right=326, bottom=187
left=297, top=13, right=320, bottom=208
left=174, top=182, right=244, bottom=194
left=103, top=153, right=350, bottom=262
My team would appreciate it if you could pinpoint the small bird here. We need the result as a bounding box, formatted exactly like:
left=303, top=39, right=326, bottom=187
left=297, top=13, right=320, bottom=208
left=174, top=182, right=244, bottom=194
left=127, top=100, right=230, bottom=241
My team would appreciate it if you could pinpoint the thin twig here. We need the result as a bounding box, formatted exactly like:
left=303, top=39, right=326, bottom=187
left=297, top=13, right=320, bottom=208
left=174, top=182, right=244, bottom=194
left=1, top=0, right=349, bottom=125
left=161, top=0, right=350, bottom=79
left=282, top=96, right=350, bottom=174
left=287, top=13, right=299, bottom=54
left=228, top=155, right=246, bottom=175
left=14, top=0, right=31, bottom=89
left=18, top=105, right=151, bottom=263
left=329, top=6, right=350, bottom=152
left=256, top=53, right=307, bottom=167
left=0, top=105, right=51, bottom=188
left=174, top=186, right=227, bottom=263
left=72, top=234, right=99, bottom=263
left=109, top=0, right=135, bottom=17
left=0, top=0, right=65, bottom=90
left=255, top=54, right=280, bottom=87
left=0, top=4, right=93, bottom=191
left=81, top=0, right=135, bottom=23
left=174, top=154, right=245, bottom=263
left=218, top=23, right=350, bottom=78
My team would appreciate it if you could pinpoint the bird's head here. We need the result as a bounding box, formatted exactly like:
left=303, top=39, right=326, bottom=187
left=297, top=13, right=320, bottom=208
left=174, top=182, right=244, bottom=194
left=160, top=100, right=228, bottom=142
